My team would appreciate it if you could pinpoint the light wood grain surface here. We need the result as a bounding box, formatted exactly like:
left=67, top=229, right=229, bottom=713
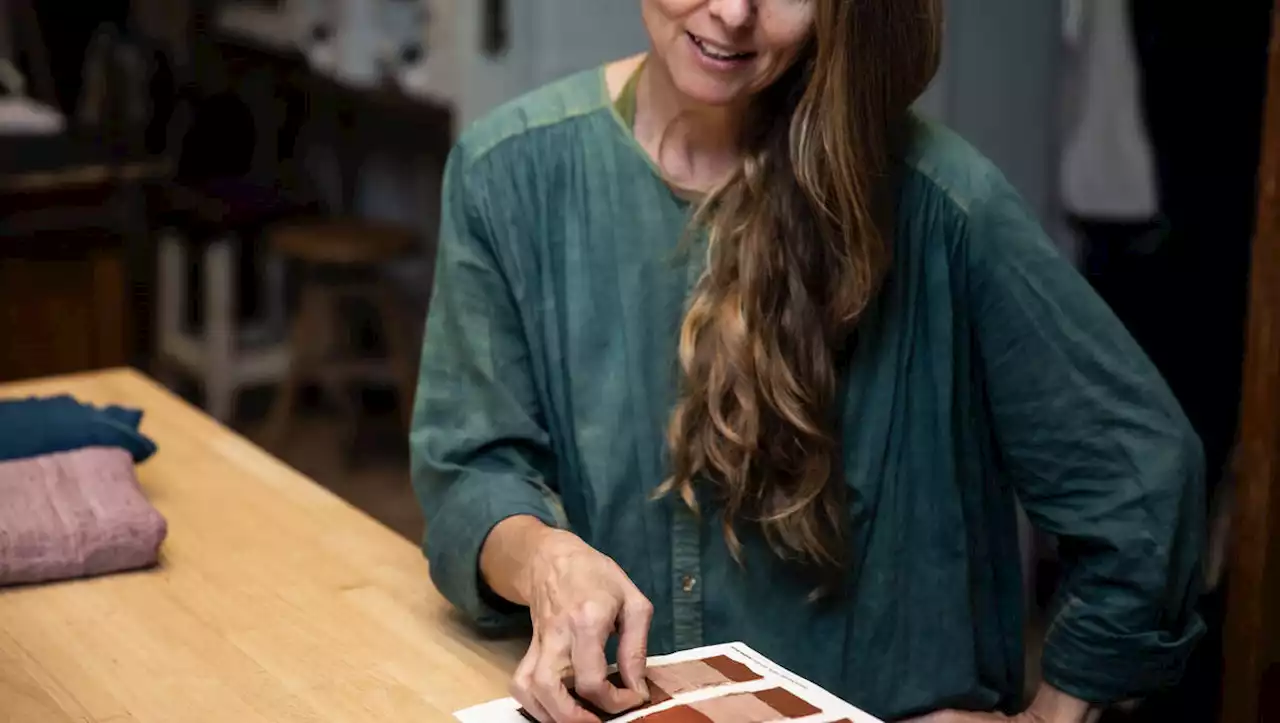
left=0, top=368, right=524, bottom=722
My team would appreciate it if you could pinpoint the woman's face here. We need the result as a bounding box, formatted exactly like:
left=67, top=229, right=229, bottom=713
left=641, top=0, right=816, bottom=106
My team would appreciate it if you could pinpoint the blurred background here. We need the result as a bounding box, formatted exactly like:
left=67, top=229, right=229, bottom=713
left=1, top=1, right=1277, bottom=721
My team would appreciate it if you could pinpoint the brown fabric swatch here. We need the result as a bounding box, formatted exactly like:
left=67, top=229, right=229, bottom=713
left=636, top=706, right=714, bottom=723
left=701, top=655, right=761, bottom=683
left=649, top=681, right=673, bottom=706
left=649, top=660, right=743, bottom=696
left=0, top=446, right=167, bottom=586
left=690, top=691, right=784, bottom=723
left=754, top=687, right=823, bottom=718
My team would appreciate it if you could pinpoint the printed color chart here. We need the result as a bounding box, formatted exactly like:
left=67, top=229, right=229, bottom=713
left=454, top=642, right=882, bottom=723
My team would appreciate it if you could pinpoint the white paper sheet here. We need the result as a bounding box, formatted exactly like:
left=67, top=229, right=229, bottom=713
left=453, top=642, right=883, bottom=723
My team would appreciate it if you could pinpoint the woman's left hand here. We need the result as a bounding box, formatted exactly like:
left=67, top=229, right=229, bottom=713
left=902, top=684, right=1099, bottom=723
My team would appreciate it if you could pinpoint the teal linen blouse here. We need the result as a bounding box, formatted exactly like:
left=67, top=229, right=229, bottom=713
left=410, top=66, right=1205, bottom=721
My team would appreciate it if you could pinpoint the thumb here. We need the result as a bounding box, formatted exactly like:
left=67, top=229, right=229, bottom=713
left=616, top=592, right=653, bottom=699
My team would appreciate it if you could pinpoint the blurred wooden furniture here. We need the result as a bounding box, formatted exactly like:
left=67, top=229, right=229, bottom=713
left=192, top=15, right=454, bottom=431
left=207, top=12, right=453, bottom=213
left=0, top=135, right=166, bottom=195
left=1223, top=6, right=1280, bottom=723
left=0, top=26, right=176, bottom=383
left=265, top=219, right=419, bottom=454
left=155, top=13, right=449, bottom=424
left=0, top=134, right=167, bottom=383
left=0, top=368, right=522, bottom=721
left=0, top=226, right=127, bottom=383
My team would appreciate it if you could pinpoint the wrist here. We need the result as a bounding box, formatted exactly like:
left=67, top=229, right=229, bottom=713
left=480, top=515, right=555, bottom=606
left=1025, top=684, right=1101, bottom=723
left=511, top=520, right=564, bottom=604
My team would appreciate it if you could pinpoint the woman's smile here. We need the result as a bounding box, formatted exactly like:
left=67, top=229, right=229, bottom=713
left=642, top=0, right=815, bottom=105
left=685, top=30, right=758, bottom=69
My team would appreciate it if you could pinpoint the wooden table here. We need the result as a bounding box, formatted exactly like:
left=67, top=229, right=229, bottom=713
left=0, top=368, right=523, bottom=722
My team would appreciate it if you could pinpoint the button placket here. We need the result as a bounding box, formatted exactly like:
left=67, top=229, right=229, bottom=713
left=670, top=503, right=703, bottom=650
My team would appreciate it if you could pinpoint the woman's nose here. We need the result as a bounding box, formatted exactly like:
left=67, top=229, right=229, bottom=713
left=706, top=0, right=755, bottom=30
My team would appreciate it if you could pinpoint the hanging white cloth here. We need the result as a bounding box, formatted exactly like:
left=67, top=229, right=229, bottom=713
left=0, top=0, right=64, bottom=135
left=1059, top=0, right=1158, bottom=220
left=0, top=61, right=64, bottom=135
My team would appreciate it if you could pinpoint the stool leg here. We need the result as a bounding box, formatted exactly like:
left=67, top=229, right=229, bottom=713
left=374, top=288, right=419, bottom=433
left=314, top=288, right=361, bottom=469
left=265, top=281, right=326, bottom=447
left=155, top=229, right=186, bottom=391
left=264, top=252, right=287, bottom=336
left=204, top=235, right=237, bottom=423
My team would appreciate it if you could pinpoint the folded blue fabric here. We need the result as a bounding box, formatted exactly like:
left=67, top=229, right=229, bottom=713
left=0, top=395, right=157, bottom=463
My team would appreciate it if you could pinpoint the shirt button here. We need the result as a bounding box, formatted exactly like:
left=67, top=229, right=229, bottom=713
left=681, top=575, right=697, bottom=593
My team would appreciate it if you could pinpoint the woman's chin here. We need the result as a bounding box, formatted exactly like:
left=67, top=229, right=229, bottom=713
left=672, top=75, right=748, bottom=108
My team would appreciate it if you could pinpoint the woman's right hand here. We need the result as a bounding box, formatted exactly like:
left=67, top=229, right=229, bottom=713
left=508, top=525, right=654, bottom=723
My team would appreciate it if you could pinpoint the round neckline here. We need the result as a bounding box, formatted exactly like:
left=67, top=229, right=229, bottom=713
left=597, top=62, right=698, bottom=207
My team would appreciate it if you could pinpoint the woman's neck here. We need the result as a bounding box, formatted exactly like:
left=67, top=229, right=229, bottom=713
left=634, top=55, right=745, bottom=191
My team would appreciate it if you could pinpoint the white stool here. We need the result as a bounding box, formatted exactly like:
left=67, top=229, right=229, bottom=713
left=155, top=229, right=291, bottom=422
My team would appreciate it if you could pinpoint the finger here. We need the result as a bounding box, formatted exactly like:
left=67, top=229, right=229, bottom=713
left=512, top=637, right=552, bottom=723
left=902, top=712, right=991, bottom=723
left=570, top=603, right=643, bottom=713
left=533, top=628, right=600, bottom=723
left=615, top=592, right=654, bottom=699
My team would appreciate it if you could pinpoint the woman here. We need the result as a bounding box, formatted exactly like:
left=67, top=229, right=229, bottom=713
left=411, top=1, right=1205, bottom=721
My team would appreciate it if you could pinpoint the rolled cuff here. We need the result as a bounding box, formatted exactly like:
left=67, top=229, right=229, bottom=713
left=424, top=472, right=563, bottom=634
left=1040, top=605, right=1206, bottom=704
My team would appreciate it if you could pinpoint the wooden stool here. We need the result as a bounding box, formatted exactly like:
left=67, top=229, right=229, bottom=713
left=154, top=182, right=300, bottom=423
left=264, top=218, right=420, bottom=455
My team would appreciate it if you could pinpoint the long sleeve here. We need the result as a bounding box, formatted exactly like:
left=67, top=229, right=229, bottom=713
left=967, top=178, right=1206, bottom=703
left=410, top=145, right=565, bottom=633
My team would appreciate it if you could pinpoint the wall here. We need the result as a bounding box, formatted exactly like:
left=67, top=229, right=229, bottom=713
left=530, top=0, right=648, bottom=88
left=453, top=0, right=648, bottom=128
left=452, top=0, right=533, bottom=127
left=924, top=0, right=1065, bottom=227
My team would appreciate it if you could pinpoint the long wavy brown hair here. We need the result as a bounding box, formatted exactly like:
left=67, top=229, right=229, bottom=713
left=657, top=0, right=943, bottom=573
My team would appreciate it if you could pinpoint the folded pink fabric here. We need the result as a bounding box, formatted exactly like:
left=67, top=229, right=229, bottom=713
left=0, top=446, right=167, bottom=586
